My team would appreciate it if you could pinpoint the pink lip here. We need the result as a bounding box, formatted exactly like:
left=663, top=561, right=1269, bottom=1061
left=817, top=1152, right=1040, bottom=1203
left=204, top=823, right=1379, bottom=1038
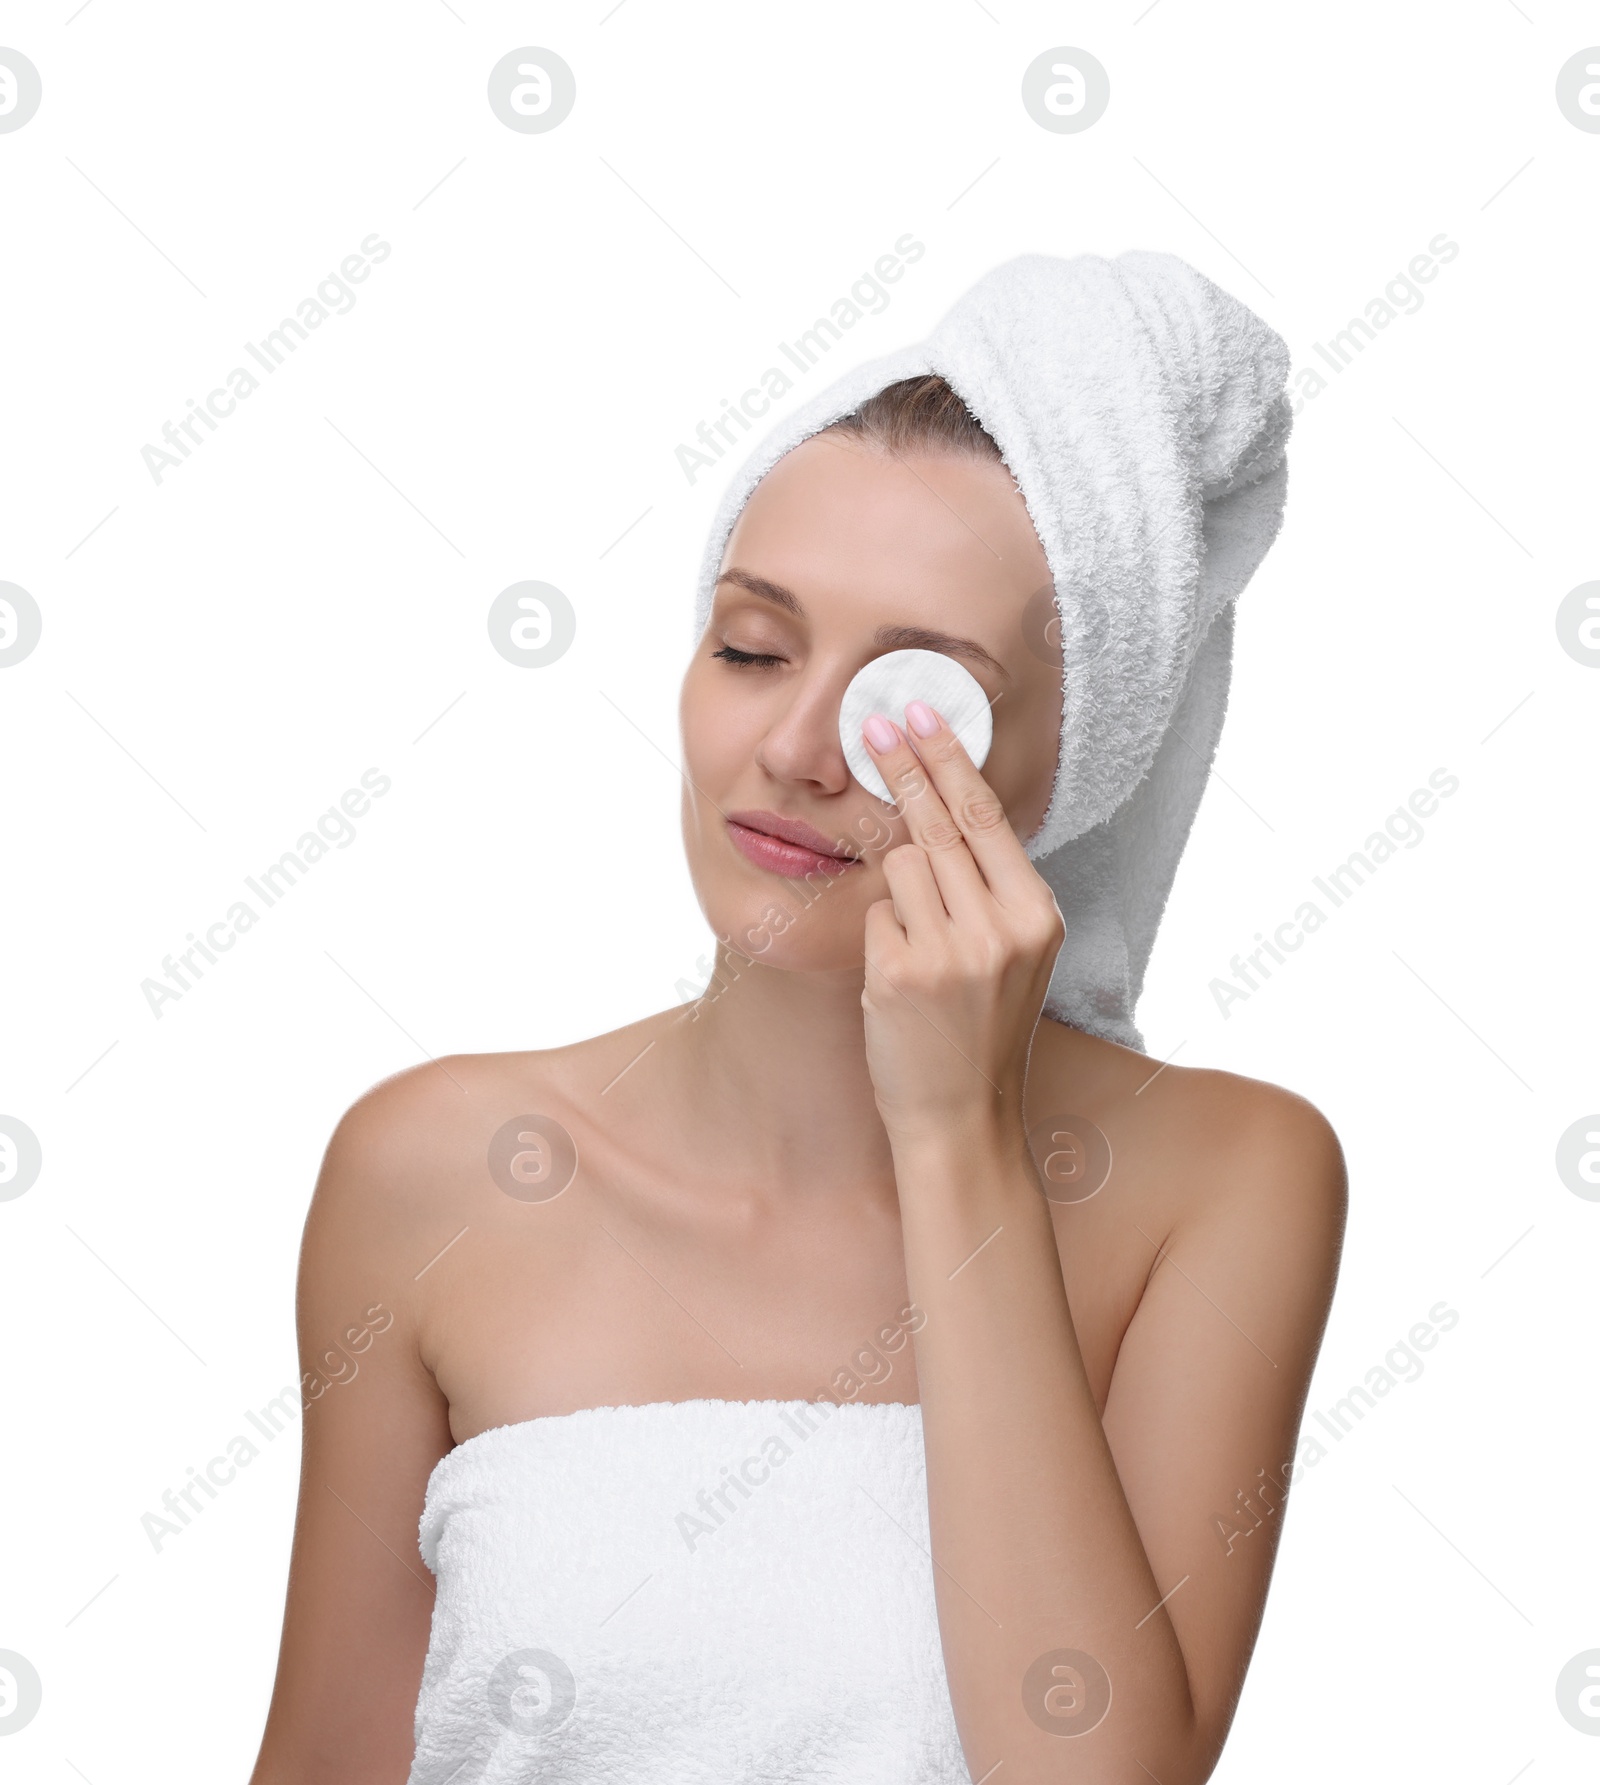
left=725, top=811, right=861, bottom=879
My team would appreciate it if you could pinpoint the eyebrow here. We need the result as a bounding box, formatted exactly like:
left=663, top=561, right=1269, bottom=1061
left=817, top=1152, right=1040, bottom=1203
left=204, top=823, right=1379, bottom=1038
left=714, top=568, right=1014, bottom=683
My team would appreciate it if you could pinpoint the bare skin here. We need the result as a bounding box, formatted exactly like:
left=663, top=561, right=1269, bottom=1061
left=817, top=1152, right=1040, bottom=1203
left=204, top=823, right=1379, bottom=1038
left=248, top=434, right=1346, bottom=1785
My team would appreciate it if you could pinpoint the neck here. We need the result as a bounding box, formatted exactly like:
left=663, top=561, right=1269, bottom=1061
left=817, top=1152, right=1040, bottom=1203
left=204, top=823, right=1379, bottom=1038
left=651, top=940, right=898, bottom=1198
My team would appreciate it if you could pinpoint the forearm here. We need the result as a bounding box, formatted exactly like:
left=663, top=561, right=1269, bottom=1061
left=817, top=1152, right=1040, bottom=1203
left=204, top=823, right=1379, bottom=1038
left=895, top=1117, right=1206, bottom=1784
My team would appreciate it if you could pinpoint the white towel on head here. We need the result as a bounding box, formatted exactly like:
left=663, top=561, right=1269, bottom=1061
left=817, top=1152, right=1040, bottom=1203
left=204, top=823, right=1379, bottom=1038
left=690, top=250, right=1293, bottom=1051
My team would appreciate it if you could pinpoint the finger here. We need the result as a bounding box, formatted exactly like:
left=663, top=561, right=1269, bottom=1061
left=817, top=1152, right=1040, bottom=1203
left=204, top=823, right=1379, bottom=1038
left=862, top=896, right=912, bottom=990
left=861, top=713, right=989, bottom=922
left=881, top=841, right=950, bottom=940
left=899, top=699, right=1041, bottom=908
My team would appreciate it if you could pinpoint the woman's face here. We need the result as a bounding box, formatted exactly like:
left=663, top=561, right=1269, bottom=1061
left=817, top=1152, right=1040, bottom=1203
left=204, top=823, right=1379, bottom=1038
left=679, top=430, right=1064, bottom=975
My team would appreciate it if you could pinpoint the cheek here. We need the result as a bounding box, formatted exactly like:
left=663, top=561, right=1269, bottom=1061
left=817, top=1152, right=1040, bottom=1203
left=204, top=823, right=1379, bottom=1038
left=679, top=663, right=748, bottom=784
left=984, top=714, right=1058, bottom=838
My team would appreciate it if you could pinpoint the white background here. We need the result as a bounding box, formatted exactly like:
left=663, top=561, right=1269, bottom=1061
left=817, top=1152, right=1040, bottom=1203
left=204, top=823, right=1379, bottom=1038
left=1, top=4, right=1595, bottom=1780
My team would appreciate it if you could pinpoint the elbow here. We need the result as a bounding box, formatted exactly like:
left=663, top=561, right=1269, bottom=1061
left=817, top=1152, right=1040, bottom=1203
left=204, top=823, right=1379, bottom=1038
left=1006, top=1701, right=1230, bottom=1785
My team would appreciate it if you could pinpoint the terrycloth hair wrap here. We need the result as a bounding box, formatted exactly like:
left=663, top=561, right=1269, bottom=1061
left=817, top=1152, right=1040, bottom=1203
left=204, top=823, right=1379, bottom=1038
left=690, top=250, right=1293, bottom=1051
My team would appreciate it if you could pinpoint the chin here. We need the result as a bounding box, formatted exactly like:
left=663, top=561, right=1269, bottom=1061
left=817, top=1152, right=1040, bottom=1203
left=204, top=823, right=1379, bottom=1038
left=694, top=864, right=872, bottom=974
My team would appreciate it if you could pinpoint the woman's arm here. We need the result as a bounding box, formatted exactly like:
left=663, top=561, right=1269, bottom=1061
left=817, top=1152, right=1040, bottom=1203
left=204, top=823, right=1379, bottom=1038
left=856, top=705, right=1346, bottom=1783
left=896, top=1087, right=1344, bottom=1785
left=248, top=1072, right=458, bottom=1785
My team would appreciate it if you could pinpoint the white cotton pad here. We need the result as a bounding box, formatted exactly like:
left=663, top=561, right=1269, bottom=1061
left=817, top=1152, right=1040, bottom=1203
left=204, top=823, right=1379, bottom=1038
left=839, top=647, right=994, bottom=804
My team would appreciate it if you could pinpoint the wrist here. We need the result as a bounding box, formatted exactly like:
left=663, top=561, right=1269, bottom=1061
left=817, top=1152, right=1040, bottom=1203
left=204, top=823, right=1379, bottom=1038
left=884, top=1104, right=1035, bottom=1175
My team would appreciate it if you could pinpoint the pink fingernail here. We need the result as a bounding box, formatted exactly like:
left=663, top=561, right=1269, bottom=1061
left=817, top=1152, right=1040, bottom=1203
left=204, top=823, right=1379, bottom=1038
left=863, top=714, right=899, bottom=752
left=905, top=700, right=941, bottom=738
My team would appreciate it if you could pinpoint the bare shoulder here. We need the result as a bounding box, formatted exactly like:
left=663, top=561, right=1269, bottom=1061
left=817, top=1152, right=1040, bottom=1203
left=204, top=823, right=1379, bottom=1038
left=1028, top=1016, right=1348, bottom=1237
left=1159, top=1056, right=1345, bottom=1197
left=311, top=1051, right=537, bottom=1226
left=1165, top=1065, right=1349, bottom=1323
left=306, top=1010, right=677, bottom=1238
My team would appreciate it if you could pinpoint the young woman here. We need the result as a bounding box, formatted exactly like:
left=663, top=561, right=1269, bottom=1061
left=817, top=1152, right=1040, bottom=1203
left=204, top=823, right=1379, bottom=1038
left=248, top=279, right=1345, bottom=1784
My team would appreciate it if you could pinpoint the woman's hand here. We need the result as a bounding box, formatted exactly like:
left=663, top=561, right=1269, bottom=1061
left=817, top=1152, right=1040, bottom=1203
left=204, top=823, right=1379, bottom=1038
left=858, top=700, right=1066, bottom=1149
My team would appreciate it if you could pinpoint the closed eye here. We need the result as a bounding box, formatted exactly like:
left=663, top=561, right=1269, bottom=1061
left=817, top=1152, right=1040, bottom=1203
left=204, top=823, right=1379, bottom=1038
left=713, top=644, right=785, bottom=669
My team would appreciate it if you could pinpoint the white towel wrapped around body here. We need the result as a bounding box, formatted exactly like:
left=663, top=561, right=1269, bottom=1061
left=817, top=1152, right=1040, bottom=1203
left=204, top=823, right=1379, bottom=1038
left=406, top=1398, right=972, bottom=1784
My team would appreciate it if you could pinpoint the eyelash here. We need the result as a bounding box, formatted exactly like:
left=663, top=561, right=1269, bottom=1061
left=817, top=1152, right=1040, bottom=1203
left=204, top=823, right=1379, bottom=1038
left=713, top=644, right=785, bottom=669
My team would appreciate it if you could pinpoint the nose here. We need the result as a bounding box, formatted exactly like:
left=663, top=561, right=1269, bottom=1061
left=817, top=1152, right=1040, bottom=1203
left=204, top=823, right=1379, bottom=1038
left=753, top=666, right=856, bottom=796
